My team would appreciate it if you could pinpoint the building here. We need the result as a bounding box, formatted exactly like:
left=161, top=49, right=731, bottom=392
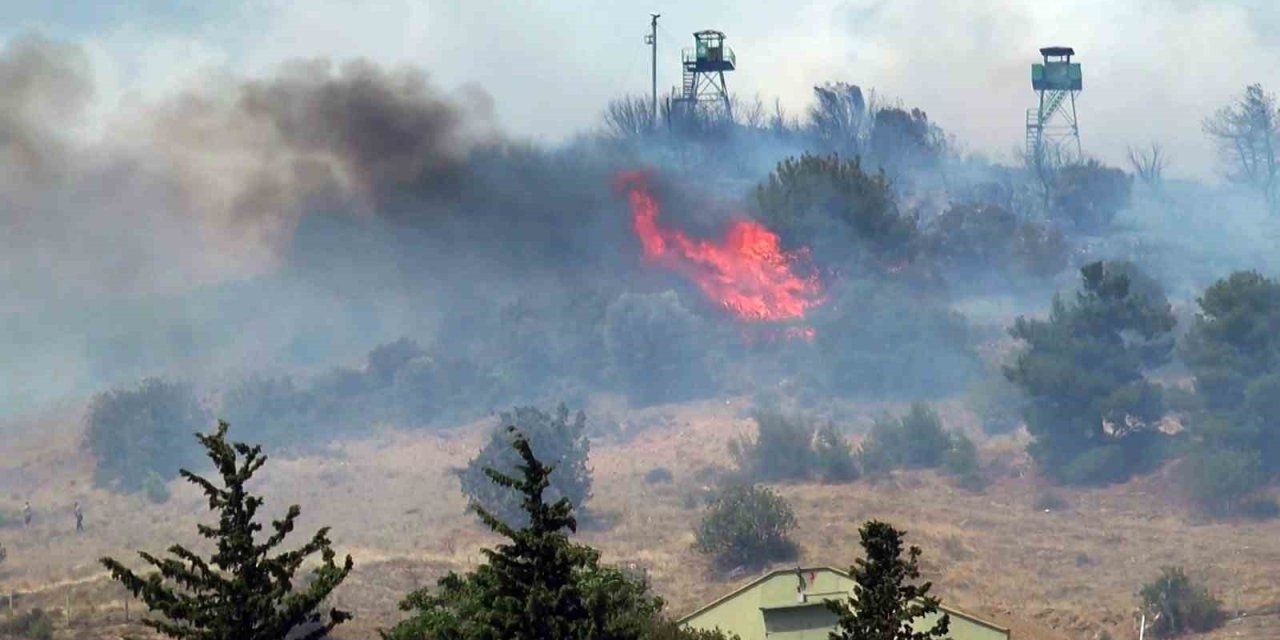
left=680, top=566, right=1010, bottom=640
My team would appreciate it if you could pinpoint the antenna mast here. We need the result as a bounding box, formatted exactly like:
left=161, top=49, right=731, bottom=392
left=646, top=14, right=660, bottom=123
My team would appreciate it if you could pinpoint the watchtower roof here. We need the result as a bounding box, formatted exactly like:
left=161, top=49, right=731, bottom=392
left=1040, top=46, right=1075, bottom=57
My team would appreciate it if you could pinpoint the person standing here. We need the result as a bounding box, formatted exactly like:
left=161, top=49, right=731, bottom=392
left=74, top=501, right=83, bottom=533
left=22, top=501, right=31, bottom=528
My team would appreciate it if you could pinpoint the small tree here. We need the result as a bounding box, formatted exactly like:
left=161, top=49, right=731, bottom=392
left=1139, top=566, right=1225, bottom=638
left=458, top=404, right=593, bottom=527
left=694, top=485, right=798, bottom=572
left=84, top=378, right=208, bottom=492
left=101, top=422, right=353, bottom=640
left=829, top=521, right=949, bottom=640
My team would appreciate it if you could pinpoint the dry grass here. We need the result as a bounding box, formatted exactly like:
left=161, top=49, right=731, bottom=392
left=3, top=397, right=1280, bottom=639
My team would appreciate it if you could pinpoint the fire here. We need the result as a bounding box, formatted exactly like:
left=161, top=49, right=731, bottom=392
left=614, top=170, right=826, bottom=326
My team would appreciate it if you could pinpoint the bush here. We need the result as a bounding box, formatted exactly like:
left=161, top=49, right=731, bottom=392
left=1049, top=159, right=1132, bottom=233
left=84, top=378, right=208, bottom=492
left=965, top=375, right=1024, bottom=435
left=753, top=153, right=913, bottom=269
left=644, top=467, right=674, bottom=485
left=603, top=291, right=717, bottom=406
left=694, top=485, right=798, bottom=572
left=1139, top=567, right=1224, bottom=638
left=457, top=405, right=592, bottom=528
left=730, top=411, right=816, bottom=482
left=142, top=470, right=171, bottom=505
left=1179, top=448, right=1269, bottom=517
left=944, top=432, right=985, bottom=490
left=0, top=608, right=54, bottom=640
left=861, top=403, right=953, bottom=473
left=730, top=412, right=858, bottom=483
left=813, top=423, right=859, bottom=483
left=813, top=279, right=977, bottom=398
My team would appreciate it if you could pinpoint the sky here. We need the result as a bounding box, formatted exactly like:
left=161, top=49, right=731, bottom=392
left=3, top=0, right=1280, bottom=179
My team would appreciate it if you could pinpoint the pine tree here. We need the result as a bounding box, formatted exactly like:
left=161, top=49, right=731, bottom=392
left=472, top=426, right=591, bottom=638
left=101, top=421, right=353, bottom=640
left=383, top=426, right=726, bottom=640
left=828, top=521, right=949, bottom=640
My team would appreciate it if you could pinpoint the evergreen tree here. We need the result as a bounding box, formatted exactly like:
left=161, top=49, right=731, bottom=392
left=1005, top=261, right=1175, bottom=484
left=828, top=521, right=949, bottom=640
left=101, top=421, right=353, bottom=640
left=386, top=426, right=720, bottom=640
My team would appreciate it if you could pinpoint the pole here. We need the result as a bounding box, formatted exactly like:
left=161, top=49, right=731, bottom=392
left=1139, top=613, right=1146, bottom=640
left=649, top=13, right=660, bottom=124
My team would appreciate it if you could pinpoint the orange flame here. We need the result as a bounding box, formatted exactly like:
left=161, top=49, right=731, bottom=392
left=614, top=170, right=826, bottom=325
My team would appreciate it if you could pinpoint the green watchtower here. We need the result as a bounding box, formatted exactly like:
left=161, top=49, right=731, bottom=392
left=669, top=30, right=736, bottom=128
left=1026, top=46, right=1082, bottom=168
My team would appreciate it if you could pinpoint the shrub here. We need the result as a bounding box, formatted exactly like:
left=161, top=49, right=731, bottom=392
left=142, top=470, right=171, bottom=505
left=644, top=467, right=674, bottom=485
left=813, top=423, right=860, bottom=483
left=603, top=291, right=717, bottom=406
left=1049, top=159, right=1132, bottom=233
left=84, top=378, right=208, bottom=492
left=1179, top=448, right=1269, bottom=517
left=457, top=405, right=592, bottom=528
left=731, top=412, right=859, bottom=483
left=813, top=279, right=977, bottom=398
left=965, top=375, right=1024, bottom=435
left=694, top=485, right=798, bottom=572
left=944, top=432, right=985, bottom=490
left=753, top=153, right=913, bottom=269
left=0, top=608, right=54, bottom=640
left=861, top=404, right=952, bottom=473
left=922, top=202, right=1069, bottom=290
left=1139, top=567, right=1224, bottom=638
left=730, top=410, right=816, bottom=482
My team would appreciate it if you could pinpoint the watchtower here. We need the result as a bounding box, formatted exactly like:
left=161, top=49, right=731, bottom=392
left=1026, top=46, right=1082, bottom=168
left=670, top=30, right=735, bottom=126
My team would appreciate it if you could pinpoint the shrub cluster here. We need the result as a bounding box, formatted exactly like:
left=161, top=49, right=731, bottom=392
left=861, top=403, right=984, bottom=489
left=1139, top=567, right=1224, bottom=638
left=730, top=410, right=858, bottom=484
left=693, top=484, right=798, bottom=572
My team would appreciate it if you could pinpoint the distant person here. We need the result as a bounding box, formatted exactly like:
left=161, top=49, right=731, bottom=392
left=74, top=501, right=83, bottom=533
left=22, top=501, right=31, bottom=528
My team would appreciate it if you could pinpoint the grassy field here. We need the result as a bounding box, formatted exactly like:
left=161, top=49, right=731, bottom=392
left=2, top=396, right=1279, bottom=640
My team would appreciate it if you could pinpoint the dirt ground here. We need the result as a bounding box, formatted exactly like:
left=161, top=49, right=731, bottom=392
left=2, top=396, right=1278, bottom=640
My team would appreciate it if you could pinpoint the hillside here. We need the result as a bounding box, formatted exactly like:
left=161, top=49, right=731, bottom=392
left=1, top=397, right=1278, bottom=640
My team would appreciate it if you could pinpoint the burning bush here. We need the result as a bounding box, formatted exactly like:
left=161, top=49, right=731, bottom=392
left=603, top=291, right=719, bottom=406
left=457, top=405, right=593, bottom=528
left=84, top=378, right=208, bottom=492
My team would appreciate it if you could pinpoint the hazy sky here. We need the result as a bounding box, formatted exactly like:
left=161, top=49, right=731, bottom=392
left=3, top=0, right=1280, bottom=178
